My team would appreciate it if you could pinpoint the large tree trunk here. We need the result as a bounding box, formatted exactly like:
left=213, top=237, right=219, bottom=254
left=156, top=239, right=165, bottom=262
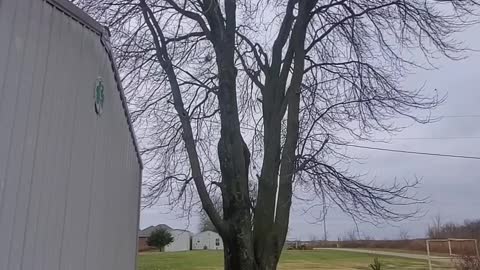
left=253, top=244, right=282, bottom=270
left=223, top=229, right=255, bottom=270
left=218, top=136, right=255, bottom=270
left=223, top=238, right=282, bottom=270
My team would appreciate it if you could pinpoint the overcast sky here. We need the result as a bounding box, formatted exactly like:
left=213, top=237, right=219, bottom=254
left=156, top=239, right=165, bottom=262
left=139, top=22, right=480, bottom=241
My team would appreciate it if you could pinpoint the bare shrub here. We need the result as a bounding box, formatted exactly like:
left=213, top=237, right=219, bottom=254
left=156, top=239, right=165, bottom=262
left=399, top=229, right=409, bottom=240
left=453, top=256, right=480, bottom=270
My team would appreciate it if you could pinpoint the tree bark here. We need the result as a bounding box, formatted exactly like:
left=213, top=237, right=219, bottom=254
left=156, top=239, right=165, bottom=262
left=251, top=2, right=317, bottom=270
left=224, top=240, right=279, bottom=270
left=223, top=230, right=255, bottom=270
left=207, top=1, right=258, bottom=269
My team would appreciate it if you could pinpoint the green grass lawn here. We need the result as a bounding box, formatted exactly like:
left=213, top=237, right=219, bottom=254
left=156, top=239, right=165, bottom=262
left=138, top=249, right=451, bottom=270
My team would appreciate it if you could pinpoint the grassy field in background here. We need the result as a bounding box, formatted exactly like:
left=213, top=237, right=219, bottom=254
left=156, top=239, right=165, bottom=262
left=138, top=249, right=450, bottom=270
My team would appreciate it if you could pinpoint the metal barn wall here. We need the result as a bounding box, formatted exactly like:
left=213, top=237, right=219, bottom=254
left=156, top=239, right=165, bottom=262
left=0, top=1, right=142, bottom=270
left=192, top=231, right=224, bottom=250
left=164, top=230, right=192, bottom=252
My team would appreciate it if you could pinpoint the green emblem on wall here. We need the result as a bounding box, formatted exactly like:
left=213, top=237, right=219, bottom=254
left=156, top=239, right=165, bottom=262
left=94, top=77, right=104, bottom=115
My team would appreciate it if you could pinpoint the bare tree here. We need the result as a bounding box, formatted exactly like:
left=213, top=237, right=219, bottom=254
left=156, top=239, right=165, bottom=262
left=199, top=210, right=218, bottom=233
left=199, top=195, right=222, bottom=233
left=427, top=218, right=480, bottom=240
left=363, top=234, right=375, bottom=241
left=74, top=0, right=479, bottom=269
left=342, top=228, right=359, bottom=241
left=399, top=228, right=409, bottom=240
left=428, top=214, right=443, bottom=239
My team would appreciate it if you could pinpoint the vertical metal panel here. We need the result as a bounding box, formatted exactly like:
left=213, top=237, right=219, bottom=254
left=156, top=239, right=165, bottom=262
left=21, top=3, right=55, bottom=270
left=44, top=9, right=87, bottom=270
left=0, top=1, right=142, bottom=270
left=58, top=23, right=94, bottom=270
left=134, top=168, right=142, bottom=269
left=0, top=0, right=35, bottom=268
left=102, top=53, right=141, bottom=270
left=6, top=0, right=49, bottom=269
left=35, top=8, right=72, bottom=270
left=84, top=43, right=111, bottom=270
left=0, top=0, right=18, bottom=100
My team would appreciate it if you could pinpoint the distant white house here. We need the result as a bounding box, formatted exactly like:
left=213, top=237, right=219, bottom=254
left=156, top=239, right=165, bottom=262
left=192, top=231, right=223, bottom=250
left=165, top=230, right=192, bottom=252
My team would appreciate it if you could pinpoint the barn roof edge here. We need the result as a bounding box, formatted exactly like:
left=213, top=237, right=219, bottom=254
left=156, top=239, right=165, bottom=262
left=45, top=0, right=144, bottom=169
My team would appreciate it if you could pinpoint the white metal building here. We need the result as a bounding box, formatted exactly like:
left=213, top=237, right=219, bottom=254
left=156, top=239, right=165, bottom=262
left=192, top=231, right=224, bottom=250
left=0, top=1, right=142, bottom=270
left=138, top=225, right=192, bottom=252
left=164, top=230, right=193, bottom=252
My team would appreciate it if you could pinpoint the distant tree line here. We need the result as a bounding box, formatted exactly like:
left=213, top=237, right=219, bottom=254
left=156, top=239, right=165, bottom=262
left=427, top=218, right=480, bottom=240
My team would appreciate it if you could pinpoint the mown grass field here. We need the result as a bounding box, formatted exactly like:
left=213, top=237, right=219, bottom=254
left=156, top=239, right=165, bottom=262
left=138, top=249, right=450, bottom=270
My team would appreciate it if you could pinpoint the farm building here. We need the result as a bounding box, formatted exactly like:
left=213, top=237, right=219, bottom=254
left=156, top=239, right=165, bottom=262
left=0, top=0, right=142, bottom=270
left=138, top=224, right=192, bottom=252
left=138, top=224, right=172, bottom=251
left=165, top=230, right=193, bottom=252
left=192, top=231, right=224, bottom=250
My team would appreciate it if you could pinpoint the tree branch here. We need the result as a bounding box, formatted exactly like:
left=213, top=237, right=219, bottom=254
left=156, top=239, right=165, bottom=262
left=139, top=0, right=226, bottom=234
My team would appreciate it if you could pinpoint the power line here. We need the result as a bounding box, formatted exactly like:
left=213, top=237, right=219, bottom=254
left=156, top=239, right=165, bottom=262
left=438, top=114, right=480, bottom=118
left=346, top=144, right=480, bottom=160
left=395, top=114, right=480, bottom=119
left=390, top=136, right=480, bottom=141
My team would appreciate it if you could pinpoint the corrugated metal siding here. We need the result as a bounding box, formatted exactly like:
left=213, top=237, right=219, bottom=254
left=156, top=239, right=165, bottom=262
left=164, top=230, right=192, bottom=252
left=192, top=231, right=224, bottom=250
left=0, top=1, right=141, bottom=270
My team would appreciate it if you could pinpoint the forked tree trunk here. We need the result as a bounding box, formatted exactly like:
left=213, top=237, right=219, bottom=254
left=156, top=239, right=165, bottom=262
left=223, top=239, right=282, bottom=270
left=142, top=1, right=308, bottom=269
left=222, top=233, right=255, bottom=270
left=254, top=248, right=281, bottom=270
